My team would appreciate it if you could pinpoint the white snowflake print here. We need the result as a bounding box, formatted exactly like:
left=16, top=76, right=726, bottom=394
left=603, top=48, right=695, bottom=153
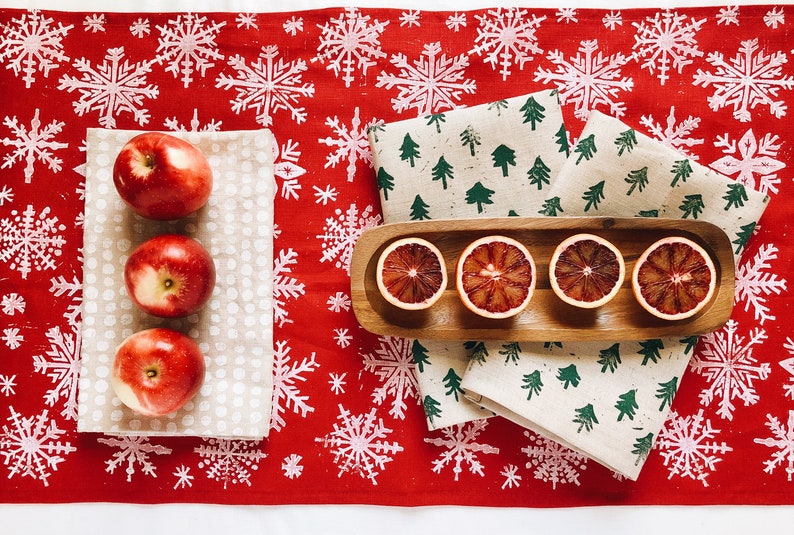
left=470, top=8, right=545, bottom=81
left=376, top=41, right=476, bottom=116
left=129, top=17, right=150, bottom=38
left=446, top=13, right=467, bottom=32
left=1, top=293, right=25, bottom=315
left=690, top=319, right=771, bottom=421
left=195, top=437, right=267, bottom=489
left=0, top=11, right=73, bottom=88
left=97, top=435, right=172, bottom=483
left=315, top=404, right=403, bottom=485
left=271, top=340, right=319, bottom=433
left=0, top=407, right=75, bottom=487
left=32, top=325, right=81, bottom=421
left=282, top=453, right=304, bottom=479
left=0, top=184, right=13, bottom=205
left=283, top=16, right=303, bottom=36
left=779, top=338, right=794, bottom=400
left=694, top=38, right=794, bottom=122
left=317, top=203, right=381, bottom=275
left=49, top=274, right=82, bottom=328
left=424, top=419, right=499, bottom=481
left=334, top=328, right=352, bottom=348
left=755, top=410, right=794, bottom=481
left=163, top=108, right=223, bottom=133
left=2, top=108, right=68, bottom=183
left=656, top=409, right=732, bottom=487
left=272, top=136, right=306, bottom=200
left=319, top=107, right=380, bottom=183
left=631, top=10, right=705, bottom=85
left=603, top=11, right=623, bottom=31
left=236, top=13, right=258, bottom=30
left=83, top=14, right=106, bottom=33
left=522, top=431, right=588, bottom=489
left=399, top=10, right=421, bottom=28
left=734, top=244, right=787, bottom=324
left=639, top=106, right=704, bottom=158
left=362, top=335, right=420, bottom=420
left=216, top=44, right=315, bottom=127
left=326, top=291, right=351, bottom=313
left=711, top=129, right=785, bottom=196
left=2, top=328, right=23, bottom=350
left=0, top=204, right=66, bottom=280
left=329, top=372, right=347, bottom=395
left=173, top=464, right=194, bottom=489
left=501, top=464, right=522, bottom=489
left=313, top=184, right=338, bottom=205
left=273, top=248, right=306, bottom=328
left=155, top=13, right=226, bottom=88
left=315, top=8, right=388, bottom=88
left=764, top=7, right=785, bottom=29
left=0, top=375, right=16, bottom=396
left=556, top=8, right=578, bottom=23
left=58, top=46, right=159, bottom=128
left=535, top=39, right=633, bottom=120
left=717, top=6, right=740, bottom=26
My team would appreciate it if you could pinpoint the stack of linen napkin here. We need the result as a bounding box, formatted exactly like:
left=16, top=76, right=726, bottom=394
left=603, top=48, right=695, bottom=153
left=368, top=92, right=769, bottom=479
left=78, top=128, right=276, bottom=439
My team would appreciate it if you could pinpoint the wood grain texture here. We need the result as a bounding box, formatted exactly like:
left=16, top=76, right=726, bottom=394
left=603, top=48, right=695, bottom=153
left=350, top=217, right=735, bottom=342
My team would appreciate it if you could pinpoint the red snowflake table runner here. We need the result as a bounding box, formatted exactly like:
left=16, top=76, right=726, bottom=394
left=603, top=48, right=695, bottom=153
left=0, top=5, right=793, bottom=506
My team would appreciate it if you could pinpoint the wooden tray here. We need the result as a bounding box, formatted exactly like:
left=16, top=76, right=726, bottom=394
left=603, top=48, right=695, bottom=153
left=350, top=217, right=735, bottom=342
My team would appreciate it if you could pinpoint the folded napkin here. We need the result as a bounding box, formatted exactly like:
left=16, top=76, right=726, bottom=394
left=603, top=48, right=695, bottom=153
left=368, top=89, right=571, bottom=428
left=460, top=111, right=769, bottom=479
left=78, top=128, right=276, bottom=438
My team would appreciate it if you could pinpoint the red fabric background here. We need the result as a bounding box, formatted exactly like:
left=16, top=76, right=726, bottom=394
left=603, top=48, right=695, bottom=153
left=0, top=6, right=792, bottom=506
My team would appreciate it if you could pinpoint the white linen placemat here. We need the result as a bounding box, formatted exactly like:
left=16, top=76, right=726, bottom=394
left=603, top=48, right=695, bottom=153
left=78, top=128, right=275, bottom=438
left=461, top=111, right=770, bottom=479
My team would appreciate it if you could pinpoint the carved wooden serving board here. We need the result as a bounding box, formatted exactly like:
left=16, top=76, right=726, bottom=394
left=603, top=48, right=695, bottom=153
left=350, top=217, right=735, bottom=342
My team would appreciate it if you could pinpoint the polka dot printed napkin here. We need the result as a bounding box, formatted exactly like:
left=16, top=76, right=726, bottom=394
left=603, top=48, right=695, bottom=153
left=78, top=128, right=275, bottom=438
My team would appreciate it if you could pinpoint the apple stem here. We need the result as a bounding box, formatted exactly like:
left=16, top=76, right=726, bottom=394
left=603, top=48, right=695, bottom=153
left=164, top=279, right=173, bottom=289
left=147, top=369, right=158, bottom=378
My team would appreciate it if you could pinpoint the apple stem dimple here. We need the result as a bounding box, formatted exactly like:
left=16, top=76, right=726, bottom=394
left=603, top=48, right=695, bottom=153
left=146, top=368, right=158, bottom=378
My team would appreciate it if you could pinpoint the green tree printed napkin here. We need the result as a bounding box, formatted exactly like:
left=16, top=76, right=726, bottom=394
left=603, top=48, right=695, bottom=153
left=460, top=111, right=769, bottom=479
left=368, top=89, right=570, bottom=428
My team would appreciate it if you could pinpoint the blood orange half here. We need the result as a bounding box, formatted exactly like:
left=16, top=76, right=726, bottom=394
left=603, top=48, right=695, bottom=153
left=631, top=236, right=717, bottom=321
left=376, top=237, right=447, bottom=310
left=549, top=233, right=625, bottom=309
left=455, top=235, right=536, bottom=319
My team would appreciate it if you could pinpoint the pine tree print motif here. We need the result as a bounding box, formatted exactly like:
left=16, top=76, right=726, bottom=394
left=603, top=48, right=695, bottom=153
left=377, top=167, right=395, bottom=200
left=624, top=167, right=649, bottom=195
left=423, top=395, right=443, bottom=424
left=671, top=158, right=693, bottom=187
left=400, top=133, right=420, bottom=166
left=574, top=134, right=597, bottom=164
left=638, top=339, right=665, bottom=365
left=723, top=183, right=748, bottom=210
left=410, top=195, right=431, bottom=220
left=539, top=196, right=564, bottom=216
left=519, top=96, right=546, bottom=129
left=0, top=11, right=73, bottom=88
left=465, top=340, right=489, bottom=365
left=754, top=410, right=794, bottom=481
left=527, top=156, right=551, bottom=190
left=556, top=364, right=581, bottom=389
left=431, top=155, right=454, bottom=189
left=499, top=342, right=522, bottom=364
left=426, top=113, right=446, bottom=133
left=424, top=419, right=499, bottom=481
left=679, top=193, right=705, bottom=218
left=465, top=181, right=495, bottom=213
left=411, top=339, right=431, bottom=372
left=615, top=390, right=639, bottom=421
left=656, top=377, right=679, bottom=411
left=656, top=409, right=732, bottom=487
left=443, top=368, right=464, bottom=401
left=491, top=144, right=516, bottom=176
left=597, top=343, right=621, bottom=373
left=615, top=129, right=638, bottom=156
left=555, top=124, right=570, bottom=156
left=632, top=432, right=655, bottom=466
left=521, top=370, right=543, bottom=400
left=460, top=125, right=481, bottom=156
left=733, top=222, right=757, bottom=255
left=573, top=403, right=599, bottom=432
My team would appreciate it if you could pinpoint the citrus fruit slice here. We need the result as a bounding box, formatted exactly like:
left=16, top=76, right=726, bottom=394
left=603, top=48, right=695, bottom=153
left=549, top=233, right=625, bottom=309
left=376, top=237, right=447, bottom=310
left=455, top=235, right=536, bottom=319
left=631, top=236, right=717, bottom=321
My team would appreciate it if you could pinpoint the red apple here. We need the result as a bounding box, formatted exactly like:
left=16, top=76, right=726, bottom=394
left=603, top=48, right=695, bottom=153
left=111, top=328, right=206, bottom=417
left=124, top=234, right=216, bottom=318
left=113, top=131, right=213, bottom=220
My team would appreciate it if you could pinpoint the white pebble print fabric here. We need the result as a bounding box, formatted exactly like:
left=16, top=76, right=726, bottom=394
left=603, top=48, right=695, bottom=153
left=78, top=128, right=275, bottom=438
